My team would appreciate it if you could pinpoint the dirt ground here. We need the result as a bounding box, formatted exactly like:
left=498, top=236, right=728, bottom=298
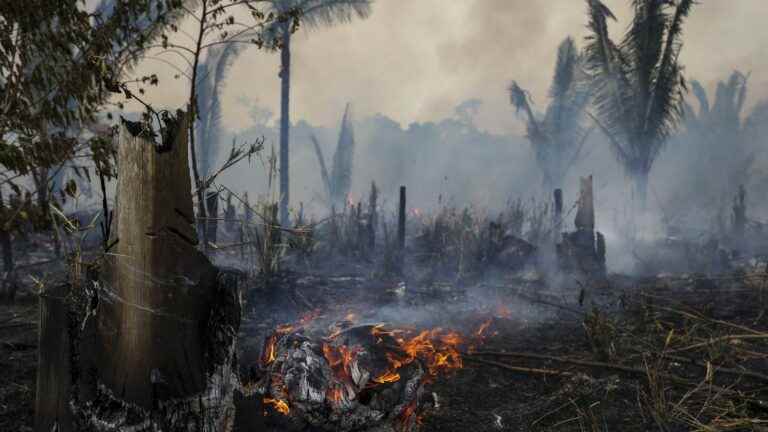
left=3, top=264, right=768, bottom=431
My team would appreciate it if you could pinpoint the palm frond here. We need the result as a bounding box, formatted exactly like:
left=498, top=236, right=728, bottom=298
left=689, top=79, right=709, bottom=117
left=645, top=0, right=694, bottom=157
left=310, top=133, right=332, bottom=200
left=196, top=40, right=254, bottom=177
left=583, top=0, right=634, bottom=167
left=263, top=0, right=371, bottom=40
left=330, top=103, right=355, bottom=206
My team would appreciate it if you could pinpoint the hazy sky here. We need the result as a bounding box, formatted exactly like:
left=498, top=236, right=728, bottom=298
left=132, top=0, right=768, bottom=135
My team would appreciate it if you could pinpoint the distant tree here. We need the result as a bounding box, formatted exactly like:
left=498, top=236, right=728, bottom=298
left=262, top=0, right=372, bottom=226
left=584, top=0, right=695, bottom=206
left=683, top=71, right=766, bottom=204
left=509, top=37, right=593, bottom=192
left=311, top=103, right=355, bottom=208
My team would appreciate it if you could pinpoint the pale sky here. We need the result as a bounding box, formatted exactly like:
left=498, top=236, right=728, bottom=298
left=129, top=0, right=768, bottom=135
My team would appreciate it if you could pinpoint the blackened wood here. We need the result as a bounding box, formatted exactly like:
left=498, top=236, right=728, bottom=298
left=96, top=111, right=219, bottom=408
left=35, top=283, right=72, bottom=432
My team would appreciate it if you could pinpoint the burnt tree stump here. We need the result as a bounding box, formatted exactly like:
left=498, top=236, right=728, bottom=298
left=68, top=111, right=242, bottom=431
left=558, top=176, right=606, bottom=278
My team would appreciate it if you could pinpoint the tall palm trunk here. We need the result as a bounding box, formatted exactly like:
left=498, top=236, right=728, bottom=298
left=278, top=23, right=291, bottom=227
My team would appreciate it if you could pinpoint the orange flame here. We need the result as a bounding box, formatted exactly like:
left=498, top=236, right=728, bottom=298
left=323, top=343, right=362, bottom=385
left=373, top=371, right=401, bottom=384
left=263, top=398, right=290, bottom=415
left=374, top=326, right=465, bottom=385
left=475, top=318, right=492, bottom=338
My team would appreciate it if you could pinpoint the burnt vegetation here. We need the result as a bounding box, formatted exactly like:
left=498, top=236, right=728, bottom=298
left=1, top=0, right=768, bottom=431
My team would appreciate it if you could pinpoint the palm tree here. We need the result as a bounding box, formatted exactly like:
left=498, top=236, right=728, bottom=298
left=683, top=71, right=763, bottom=203
left=196, top=42, right=254, bottom=180
left=509, top=37, right=593, bottom=192
left=311, top=103, right=355, bottom=208
left=584, top=0, right=695, bottom=206
left=263, top=0, right=372, bottom=226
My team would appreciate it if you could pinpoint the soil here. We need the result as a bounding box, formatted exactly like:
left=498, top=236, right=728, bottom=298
left=3, top=256, right=767, bottom=431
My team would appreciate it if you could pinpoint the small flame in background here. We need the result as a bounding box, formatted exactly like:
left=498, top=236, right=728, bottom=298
left=259, top=302, right=512, bottom=423
left=263, top=397, right=290, bottom=415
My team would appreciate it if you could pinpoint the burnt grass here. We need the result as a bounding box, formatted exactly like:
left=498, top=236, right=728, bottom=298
left=3, top=260, right=768, bottom=431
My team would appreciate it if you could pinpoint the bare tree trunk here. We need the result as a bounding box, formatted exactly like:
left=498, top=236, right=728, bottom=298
left=278, top=24, right=292, bottom=227
left=397, top=186, right=406, bottom=272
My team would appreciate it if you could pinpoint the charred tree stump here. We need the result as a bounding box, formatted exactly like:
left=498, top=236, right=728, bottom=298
left=35, top=283, right=73, bottom=432
left=557, top=176, right=606, bottom=278
left=68, top=111, right=241, bottom=431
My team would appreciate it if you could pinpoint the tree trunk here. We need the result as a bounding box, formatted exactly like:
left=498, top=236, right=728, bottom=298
left=278, top=24, right=292, bottom=227
left=574, top=176, right=594, bottom=232
left=95, top=112, right=221, bottom=408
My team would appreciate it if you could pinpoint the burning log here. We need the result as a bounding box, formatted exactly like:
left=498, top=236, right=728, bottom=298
left=253, top=320, right=463, bottom=431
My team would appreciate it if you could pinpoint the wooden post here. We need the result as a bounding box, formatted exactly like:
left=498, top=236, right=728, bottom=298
left=398, top=186, right=406, bottom=251
left=35, top=283, right=72, bottom=432
left=96, top=111, right=219, bottom=408
left=367, top=182, right=378, bottom=252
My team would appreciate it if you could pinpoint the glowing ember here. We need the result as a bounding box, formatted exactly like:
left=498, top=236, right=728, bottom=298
left=475, top=318, right=492, bottom=338
left=263, top=397, right=290, bottom=415
left=373, top=371, right=401, bottom=384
